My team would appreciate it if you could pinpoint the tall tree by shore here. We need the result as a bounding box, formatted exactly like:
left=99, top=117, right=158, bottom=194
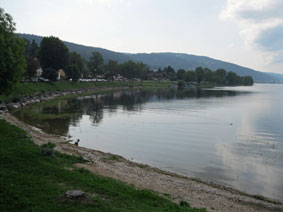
left=38, top=36, right=69, bottom=71
left=0, top=8, right=26, bottom=94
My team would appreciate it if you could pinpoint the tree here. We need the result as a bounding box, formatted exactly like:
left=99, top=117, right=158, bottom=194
left=26, top=56, right=39, bottom=78
left=30, top=39, right=39, bottom=57
left=136, top=62, right=149, bottom=80
left=68, top=52, right=84, bottom=71
left=184, top=70, right=196, bottom=82
left=177, top=69, right=186, bottom=80
left=42, top=67, right=58, bottom=81
left=195, top=67, right=204, bottom=84
left=87, top=51, right=104, bottom=79
left=241, top=76, right=254, bottom=85
left=0, top=8, right=26, bottom=94
left=163, top=66, right=176, bottom=81
left=38, top=36, right=68, bottom=70
left=104, top=59, right=118, bottom=80
left=66, top=52, right=84, bottom=80
left=203, top=68, right=214, bottom=82
left=24, top=39, right=39, bottom=58
left=23, top=39, right=39, bottom=79
left=64, top=64, right=80, bottom=82
left=119, top=60, right=137, bottom=82
left=226, top=71, right=240, bottom=85
left=216, top=69, right=226, bottom=84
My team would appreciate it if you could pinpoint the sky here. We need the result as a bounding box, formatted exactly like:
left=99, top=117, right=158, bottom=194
left=2, top=0, right=283, bottom=73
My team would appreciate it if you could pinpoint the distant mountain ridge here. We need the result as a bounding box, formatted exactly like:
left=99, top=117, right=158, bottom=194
left=18, top=33, right=283, bottom=83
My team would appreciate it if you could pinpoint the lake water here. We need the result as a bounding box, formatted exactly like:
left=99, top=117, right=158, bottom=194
left=15, top=84, right=283, bottom=201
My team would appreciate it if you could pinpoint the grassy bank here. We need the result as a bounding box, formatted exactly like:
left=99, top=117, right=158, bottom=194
left=0, top=81, right=171, bottom=103
left=0, top=119, right=205, bottom=212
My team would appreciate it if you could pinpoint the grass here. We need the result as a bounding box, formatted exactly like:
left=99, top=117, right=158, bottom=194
left=0, top=81, right=171, bottom=103
left=0, top=119, right=205, bottom=212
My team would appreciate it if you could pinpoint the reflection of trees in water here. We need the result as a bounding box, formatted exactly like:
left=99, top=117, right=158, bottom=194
left=85, top=94, right=104, bottom=125
left=15, top=88, right=244, bottom=136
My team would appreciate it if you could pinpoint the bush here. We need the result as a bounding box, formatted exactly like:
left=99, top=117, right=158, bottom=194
left=40, top=142, right=56, bottom=156
left=42, top=68, right=58, bottom=81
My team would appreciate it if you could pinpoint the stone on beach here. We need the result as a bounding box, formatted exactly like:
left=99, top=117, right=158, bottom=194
left=65, top=190, right=85, bottom=200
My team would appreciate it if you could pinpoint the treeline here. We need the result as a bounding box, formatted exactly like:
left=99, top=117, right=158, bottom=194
left=26, top=36, right=253, bottom=86
left=0, top=7, right=253, bottom=94
left=173, top=67, right=254, bottom=86
left=23, top=36, right=151, bottom=82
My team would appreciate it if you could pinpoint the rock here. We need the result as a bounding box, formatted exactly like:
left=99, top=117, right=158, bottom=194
left=7, top=103, right=21, bottom=110
left=65, top=190, right=85, bottom=200
left=0, top=104, right=7, bottom=111
left=53, top=147, right=60, bottom=152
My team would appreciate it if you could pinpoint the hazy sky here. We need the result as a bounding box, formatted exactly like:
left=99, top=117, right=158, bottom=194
left=2, top=0, right=283, bottom=73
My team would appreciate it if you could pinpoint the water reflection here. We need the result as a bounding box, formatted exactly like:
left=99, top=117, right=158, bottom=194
left=15, top=88, right=242, bottom=135
left=14, top=85, right=283, bottom=200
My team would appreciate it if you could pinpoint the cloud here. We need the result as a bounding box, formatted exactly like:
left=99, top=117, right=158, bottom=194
left=221, top=0, right=283, bottom=64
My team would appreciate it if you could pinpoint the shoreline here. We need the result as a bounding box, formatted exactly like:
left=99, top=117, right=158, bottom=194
left=1, top=112, right=283, bottom=212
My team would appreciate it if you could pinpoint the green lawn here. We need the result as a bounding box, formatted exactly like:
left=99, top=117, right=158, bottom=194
left=0, top=119, right=205, bottom=212
left=0, top=81, right=171, bottom=103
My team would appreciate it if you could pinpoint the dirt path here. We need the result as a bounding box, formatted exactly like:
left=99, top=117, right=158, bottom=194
left=1, top=112, right=283, bottom=212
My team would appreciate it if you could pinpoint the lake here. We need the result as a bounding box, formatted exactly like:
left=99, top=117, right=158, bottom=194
left=15, top=84, right=283, bottom=201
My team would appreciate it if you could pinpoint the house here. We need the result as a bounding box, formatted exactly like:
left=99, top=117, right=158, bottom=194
left=36, top=68, right=43, bottom=77
left=58, top=69, right=66, bottom=80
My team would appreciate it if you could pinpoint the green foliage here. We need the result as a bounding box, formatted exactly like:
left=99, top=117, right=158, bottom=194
left=39, top=36, right=69, bottom=70
left=68, top=51, right=84, bottom=72
left=23, top=38, right=40, bottom=79
left=87, top=51, right=104, bottom=78
left=104, top=59, right=119, bottom=80
left=177, top=80, right=185, bottom=88
left=24, top=39, right=39, bottom=58
left=177, top=69, right=186, bottom=80
left=203, top=68, right=214, bottom=82
left=0, top=8, right=26, bottom=94
left=40, top=142, right=56, bottom=156
left=226, top=71, right=240, bottom=85
left=215, top=69, right=226, bottom=84
left=195, top=67, right=204, bottom=84
left=241, top=76, right=254, bottom=86
left=0, top=119, right=205, bottom=212
left=184, top=70, right=196, bottom=82
left=25, top=56, right=39, bottom=78
left=41, top=142, right=56, bottom=149
left=65, top=64, right=80, bottom=82
left=18, top=34, right=280, bottom=83
left=162, top=66, right=176, bottom=81
left=41, top=143, right=55, bottom=156
left=42, top=67, right=58, bottom=81
left=177, top=67, right=253, bottom=86
left=119, top=60, right=139, bottom=81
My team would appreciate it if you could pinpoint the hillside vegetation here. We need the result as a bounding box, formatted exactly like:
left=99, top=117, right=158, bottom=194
left=18, top=33, right=283, bottom=83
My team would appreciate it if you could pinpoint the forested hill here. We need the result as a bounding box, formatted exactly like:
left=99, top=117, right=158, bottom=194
left=18, top=33, right=283, bottom=83
left=18, top=33, right=132, bottom=63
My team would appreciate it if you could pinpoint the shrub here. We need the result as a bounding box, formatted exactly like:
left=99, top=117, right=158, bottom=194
left=40, top=142, right=55, bottom=156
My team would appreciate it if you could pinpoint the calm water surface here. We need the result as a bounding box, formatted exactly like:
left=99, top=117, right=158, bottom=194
left=15, top=84, right=283, bottom=200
